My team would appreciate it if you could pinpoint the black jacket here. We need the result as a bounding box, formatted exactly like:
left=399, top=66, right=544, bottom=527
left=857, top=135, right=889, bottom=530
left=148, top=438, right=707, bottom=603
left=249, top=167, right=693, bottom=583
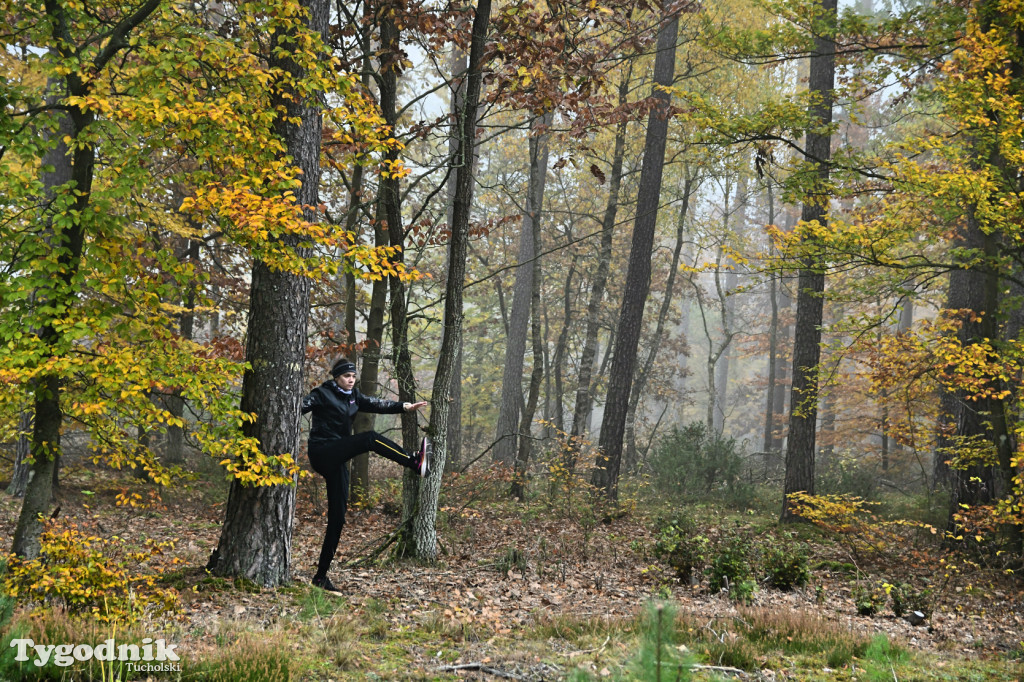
left=301, top=381, right=404, bottom=444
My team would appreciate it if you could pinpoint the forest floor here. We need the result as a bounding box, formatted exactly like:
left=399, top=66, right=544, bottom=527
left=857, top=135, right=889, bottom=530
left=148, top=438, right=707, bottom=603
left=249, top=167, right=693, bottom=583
left=1, top=454, right=1023, bottom=681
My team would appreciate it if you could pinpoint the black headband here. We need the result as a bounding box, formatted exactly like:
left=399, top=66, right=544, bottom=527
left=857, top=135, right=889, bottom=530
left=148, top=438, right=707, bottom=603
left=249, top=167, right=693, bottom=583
left=331, top=360, right=356, bottom=377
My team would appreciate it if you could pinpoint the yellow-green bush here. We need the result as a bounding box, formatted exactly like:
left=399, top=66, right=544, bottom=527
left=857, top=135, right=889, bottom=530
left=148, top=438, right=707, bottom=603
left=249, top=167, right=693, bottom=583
left=3, top=521, right=179, bottom=624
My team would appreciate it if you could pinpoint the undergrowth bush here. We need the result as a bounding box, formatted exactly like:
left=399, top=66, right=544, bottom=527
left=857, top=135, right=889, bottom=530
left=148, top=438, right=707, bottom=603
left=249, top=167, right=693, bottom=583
left=647, top=422, right=744, bottom=501
left=887, top=580, right=933, bottom=618
left=762, top=535, right=810, bottom=591
left=708, top=534, right=756, bottom=603
left=653, top=517, right=711, bottom=585
left=785, top=491, right=936, bottom=565
left=2, top=520, right=179, bottom=624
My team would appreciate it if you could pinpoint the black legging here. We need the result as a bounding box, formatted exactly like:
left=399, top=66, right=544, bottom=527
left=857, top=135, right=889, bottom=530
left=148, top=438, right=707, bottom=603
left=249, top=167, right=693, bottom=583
left=307, top=430, right=416, bottom=577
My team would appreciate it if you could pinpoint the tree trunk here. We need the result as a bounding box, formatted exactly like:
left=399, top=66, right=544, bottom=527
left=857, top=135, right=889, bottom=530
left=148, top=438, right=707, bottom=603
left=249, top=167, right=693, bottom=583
left=771, top=219, right=795, bottom=454
left=443, top=37, right=469, bottom=473
left=350, top=201, right=389, bottom=505
left=763, top=180, right=779, bottom=461
left=207, top=0, right=327, bottom=586
left=512, top=216, right=545, bottom=499
left=162, top=236, right=200, bottom=466
left=550, top=256, right=578, bottom=434
left=624, top=172, right=694, bottom=473
left=571, top=69, right=630, bottom=450
left=403, top=0, right=492, bottom=560
left=712, top=268, right=738, bottom=435
left=781, top=0, right=837, bottom=522
left=7, top=411, right=33, bottom=498
left=494, top=112, right=553, bottom=465
left=12, top=71, right=94, bottom=557
left=593, top=12, right=678, bottom=500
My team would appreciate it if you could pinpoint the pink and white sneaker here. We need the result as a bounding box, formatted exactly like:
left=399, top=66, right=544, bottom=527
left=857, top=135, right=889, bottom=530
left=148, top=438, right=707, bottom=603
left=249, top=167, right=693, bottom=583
left=413, top=437, right=431, bottom=477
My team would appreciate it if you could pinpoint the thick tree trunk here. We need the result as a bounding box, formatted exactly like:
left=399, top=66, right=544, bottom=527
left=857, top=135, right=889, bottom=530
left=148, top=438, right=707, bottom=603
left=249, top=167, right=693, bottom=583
left=593, top=13, right=678, bottom=500
left=404, top=0, right=492, bottom=560
left=939, top=205, right=1013, bottom=521
left=571, top=70, right=630, bottom=450
left=207, top=0, right=327, bottom=585
left=494, top=113, right=552, bottom=465
left=7, top=411, right=33, bottom=498
left=781, top=0, right=837, bottom=522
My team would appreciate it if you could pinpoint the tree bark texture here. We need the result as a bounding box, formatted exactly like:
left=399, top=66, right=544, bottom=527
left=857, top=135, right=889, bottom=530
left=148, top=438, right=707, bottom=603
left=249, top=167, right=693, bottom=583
left=593, top=13, right=678, bottom=500
left=207, top=0, right=327, bottom=585
left=7, top=410, right=32, bottom=498
left=780, top=0, right=837, bottom=522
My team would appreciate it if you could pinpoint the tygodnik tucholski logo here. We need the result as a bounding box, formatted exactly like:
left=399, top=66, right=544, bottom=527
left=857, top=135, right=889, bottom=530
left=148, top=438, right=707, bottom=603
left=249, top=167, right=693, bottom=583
left=9, top=637, right=182, bottom=673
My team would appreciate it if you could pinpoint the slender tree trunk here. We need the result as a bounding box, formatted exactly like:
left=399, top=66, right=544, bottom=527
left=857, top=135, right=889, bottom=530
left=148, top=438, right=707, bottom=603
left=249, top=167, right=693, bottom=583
left=207, top=0, right=327, bottom=585
left=512, top=218, right=545, bottom=499
left=624, top=172, right=694, bottom=473
left=571, top=69, right=630, bottom=449
left=772, top=225, right=795, bottom=453
left=550, top=257, right=578, bottom=434
left=403, top=0, right=491, bottom=560
left=162, top=236, right=199, bottom=466
left=593, top=12, right=678, bottom=500
left=350, top=203, right=389, bottom=505
left=443, top=37, right=469, bottom=473
left=494, top=112, right=553, bottom=465
left=712, top=268, right=738, bottom=434
left=781, top=0, right=837, bottom=522
left=763, top=181, right=779, bottom=462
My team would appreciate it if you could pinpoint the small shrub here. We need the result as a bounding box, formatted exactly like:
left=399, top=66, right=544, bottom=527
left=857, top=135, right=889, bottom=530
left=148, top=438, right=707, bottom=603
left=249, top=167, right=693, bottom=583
left=2, top=520, right=178, bottom=624
left=887, top=581, right=932, bottom=618
left=626, top=601, right=692, bottom=681
left=708, top=535, right=755, bottom=600
left=496, top=546, right=528, bottom=574
left=647, top=422, right=744, bottom=501
left=653, top=517, right=711, bottom=585
left=762, top=537, right=811, bottom=591
left=852, top=581, right=887, bottom=617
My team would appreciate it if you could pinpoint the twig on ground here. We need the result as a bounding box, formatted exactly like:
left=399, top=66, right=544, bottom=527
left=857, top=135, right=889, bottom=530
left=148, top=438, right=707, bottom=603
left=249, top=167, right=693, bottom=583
left=437, top=662, right=525, bottom=679
left=690, top=663, right=748, bottom=678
